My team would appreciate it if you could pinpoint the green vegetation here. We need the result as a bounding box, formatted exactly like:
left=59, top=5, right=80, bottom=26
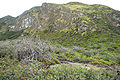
left=0, top=30, right=23, bottom=40
left=0, top=2, right=120, bottom=80
left=64, top=4, right=91, bottom=10
left=26, top=28, right=120, bottom=66
left=0, top=56, right=119, bottom=80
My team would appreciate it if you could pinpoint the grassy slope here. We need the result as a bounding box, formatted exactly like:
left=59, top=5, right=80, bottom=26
left=0, top=3, right=120, bottom=80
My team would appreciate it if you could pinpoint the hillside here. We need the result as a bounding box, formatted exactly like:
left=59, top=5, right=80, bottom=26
left=0, top=2, right=120, bottom=80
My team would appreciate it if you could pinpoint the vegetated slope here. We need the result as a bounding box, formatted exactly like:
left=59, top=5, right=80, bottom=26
left=0, top=38, right=120, bottom=79
left=22, top=2, right=120, bottom=66
left=0, top=15, right=15, bottom=31
left=0, top=15, right=22, bottom=40
left=0, top=1, right=120, bottom=66
left=0, top=2, right=120, bottom=40
left=0, top=2, right=120, bottom=80
left=1, top=2, right=120, bottom=32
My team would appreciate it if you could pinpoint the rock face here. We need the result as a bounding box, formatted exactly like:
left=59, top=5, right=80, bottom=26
left=0, top=2, right=120, bottom=34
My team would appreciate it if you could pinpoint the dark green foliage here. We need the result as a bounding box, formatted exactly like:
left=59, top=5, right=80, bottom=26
left=0, top=22, right=6, bottom=29
left=0, top=30, right=23, bottom=40
left=0, top=15, right=15, bottom=31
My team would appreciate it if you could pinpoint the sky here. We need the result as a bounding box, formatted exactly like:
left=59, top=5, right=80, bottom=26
left=0, top=0, right=120, bottom=18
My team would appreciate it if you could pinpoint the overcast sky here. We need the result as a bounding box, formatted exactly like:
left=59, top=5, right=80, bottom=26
left=0, top=0, right=120, bottom=18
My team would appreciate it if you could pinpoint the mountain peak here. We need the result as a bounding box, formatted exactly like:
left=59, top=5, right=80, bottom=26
left=0, top=2, right=120, bottom=34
